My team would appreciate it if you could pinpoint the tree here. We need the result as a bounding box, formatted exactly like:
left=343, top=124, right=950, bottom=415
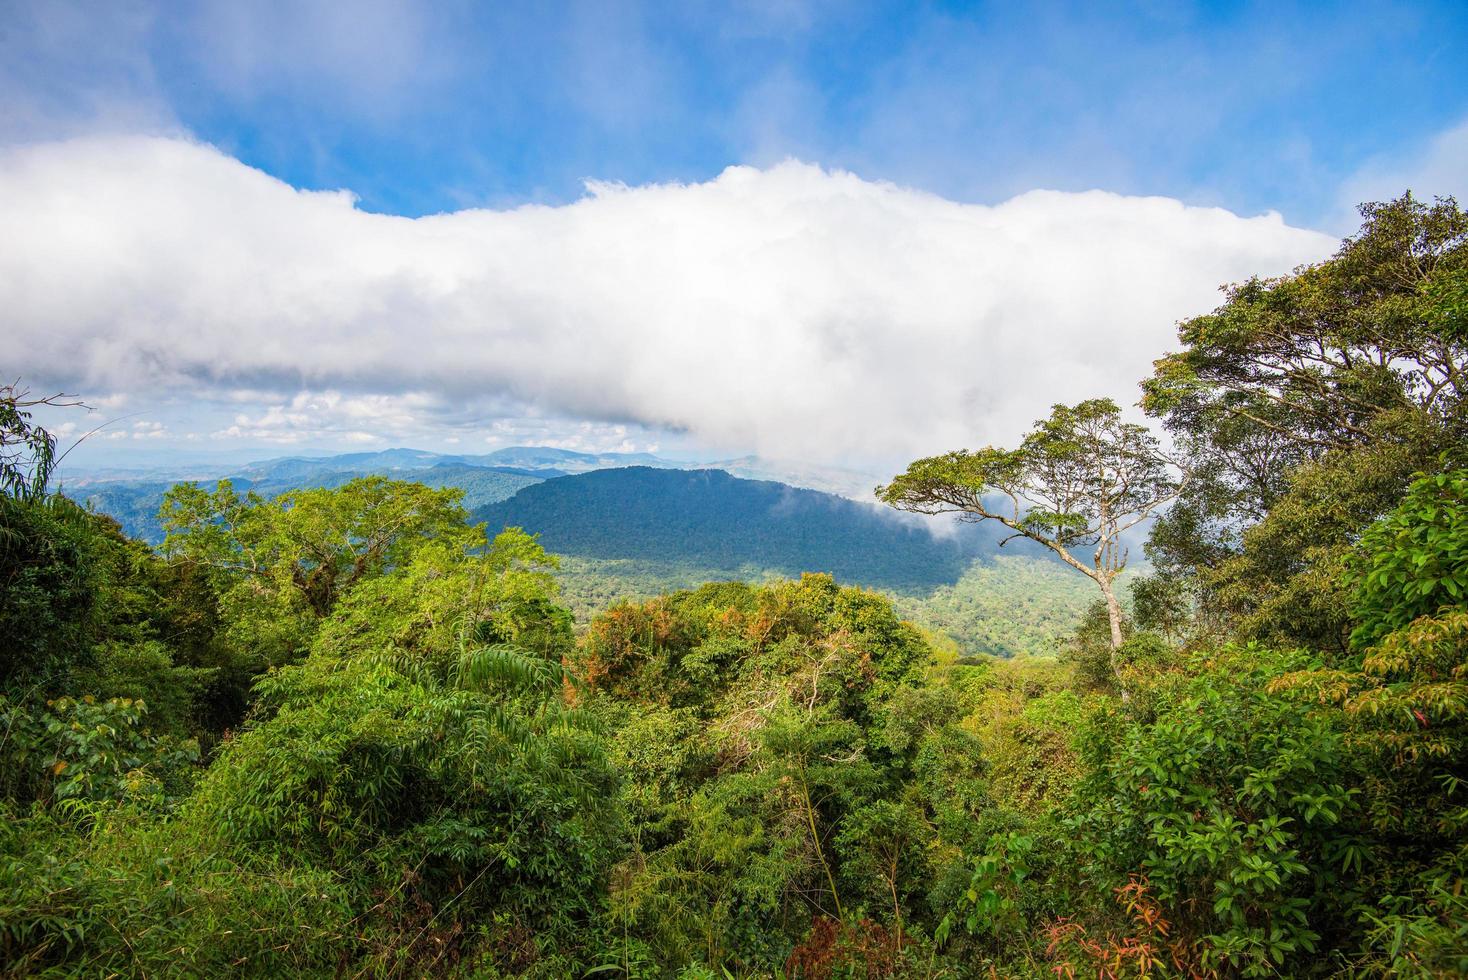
left=878, top=399, right=1182, bottom=663
left=1141, top=194, right=1466, bottom=571
left=1143, top=194, right=1466, bottom=463
left=0, top=381, right=82, bottom=502
left=160, top=476, right=474, bottom=618
left=157, top=476, right=481, bottom=671
left=1139, top=194, right=1467, bottom=645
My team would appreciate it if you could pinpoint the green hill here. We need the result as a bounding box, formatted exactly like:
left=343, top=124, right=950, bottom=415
left=472, top=467, right=1101, bottom=656
left=473, top=466, right=1002, bottom=592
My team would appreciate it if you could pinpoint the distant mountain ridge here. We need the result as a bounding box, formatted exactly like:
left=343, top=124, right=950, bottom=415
left=64, top=445, right=892, bottom=543
left=67, top=446, right=885, bottom=499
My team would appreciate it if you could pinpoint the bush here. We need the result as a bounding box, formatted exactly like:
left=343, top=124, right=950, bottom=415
left=0, top=497, right=99, bottom=694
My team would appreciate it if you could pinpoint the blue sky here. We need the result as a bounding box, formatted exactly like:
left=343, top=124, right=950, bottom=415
left=12, top=0, right=1460, bottom=224
left=9, top=0, right=1467, bottom=224
left=4, top=1, right=1466, bottom=471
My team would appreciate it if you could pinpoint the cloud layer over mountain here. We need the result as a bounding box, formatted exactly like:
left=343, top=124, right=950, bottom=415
left=2, top=136, right=1335, bottom=464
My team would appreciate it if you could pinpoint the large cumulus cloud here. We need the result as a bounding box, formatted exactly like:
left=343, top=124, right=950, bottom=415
left=1, top=136, right=1335, bottom=465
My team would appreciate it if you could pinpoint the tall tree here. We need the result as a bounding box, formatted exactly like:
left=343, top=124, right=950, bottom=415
left=1142, top=194, right=1467, bottom=573
left=159, top=476, right=480, bottom=668
left=878, top=399, right=1183, bottom=663
left=1140, top=193, right=1467, bottom=645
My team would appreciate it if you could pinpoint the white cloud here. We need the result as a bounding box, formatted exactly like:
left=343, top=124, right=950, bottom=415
left=479, top=418, right=663, bottom=455
left=207, top=390, right=443, bottom=444
left=81, top=416, right=168, bottom=441
left=0, top=135, right=1336, bottom=467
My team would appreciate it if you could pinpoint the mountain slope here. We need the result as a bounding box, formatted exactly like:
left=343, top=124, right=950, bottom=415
left=474, top=466, right=1013, bottom=592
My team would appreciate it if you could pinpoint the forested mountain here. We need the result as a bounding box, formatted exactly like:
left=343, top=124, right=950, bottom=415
left=473, top=466, right=1011, bottom=592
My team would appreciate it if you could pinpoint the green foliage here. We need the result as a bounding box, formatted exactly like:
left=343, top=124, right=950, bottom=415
left=159, top=475, right=478, bottom=672
left=161, top=475, right=474, bottom=617
left=0, top=496, right=100, bottom=694
left=0, top=695, right=199, bottom=808
left=0, top=805, right=364, bottom=976
left=583, top=575, right=968, bottom=974
left=1349, top=467, right=1468, bottom=649
left=70, top=640, right=217, bottom=737
left=1269, top=608, right=1468, bottom=975
left=2, top=496, right=624, bottom=977
left=1144, top=193, right=1468, bottom=647
left=1207, top=436, right=1433, bottom=651
left=1128, top=572, right=1197, bottom=644
left=935, top=830, right=1035, bottom=948
left=1072, top=646, right=1352, bottom=976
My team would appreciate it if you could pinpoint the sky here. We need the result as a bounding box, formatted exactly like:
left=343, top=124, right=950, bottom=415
left=3, top=0, right=1466, bottom=474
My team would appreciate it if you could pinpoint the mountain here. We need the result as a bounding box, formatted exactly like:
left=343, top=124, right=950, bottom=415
left=232, top=448, right=450, bottom=481
left=227, top=448, right=546, bottom=483
left=62, top=445, right=896, bottom=545
left=473, top=466, right=1020, bottom=593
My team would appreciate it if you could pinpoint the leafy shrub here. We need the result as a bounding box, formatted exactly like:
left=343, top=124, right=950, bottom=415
left=0, top=497, right=99, bottom=694
left=1073, top=645, right=1354, bottom=977
left=0, top=694, right=198, bottom=807
left=1349, top=467, right=1468, bottom=649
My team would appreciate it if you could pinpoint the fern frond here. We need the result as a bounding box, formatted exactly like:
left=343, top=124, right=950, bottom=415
left=454, top=642, right=565, bottom=695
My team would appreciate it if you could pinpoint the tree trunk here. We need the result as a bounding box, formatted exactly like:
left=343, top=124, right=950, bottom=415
left=1100, top=577, right=1124, bottom=650
left=1098, top=576, right=1128, bottom=701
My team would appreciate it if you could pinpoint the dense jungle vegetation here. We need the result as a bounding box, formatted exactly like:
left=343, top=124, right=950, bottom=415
left=66, top=449, right=1086, bottom=657
left=2, top=194, right=1466, bottom=977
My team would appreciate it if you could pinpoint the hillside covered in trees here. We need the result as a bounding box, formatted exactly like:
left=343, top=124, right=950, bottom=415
left=473, top=467, right=1003, bottom=590
left=2, top=194, right=1467, bottom=980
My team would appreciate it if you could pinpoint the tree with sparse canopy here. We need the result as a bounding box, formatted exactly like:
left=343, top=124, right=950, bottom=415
left=1, top=380, right=82, bottom=502
left=878, top=399, right=1184, bottom=663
